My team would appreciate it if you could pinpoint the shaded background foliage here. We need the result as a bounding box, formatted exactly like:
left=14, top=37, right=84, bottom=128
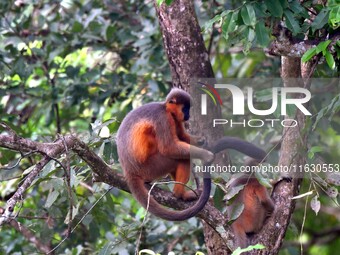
left=0, top=0, right=339, bottom=254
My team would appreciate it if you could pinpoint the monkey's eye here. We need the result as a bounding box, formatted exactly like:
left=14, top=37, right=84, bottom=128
left=169, top=98, right=176, bottom=104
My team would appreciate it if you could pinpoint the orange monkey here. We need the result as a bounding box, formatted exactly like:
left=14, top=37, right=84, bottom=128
left=227, top=159, right=274, bottom=248
left=117, top=88, right=267, bottom=221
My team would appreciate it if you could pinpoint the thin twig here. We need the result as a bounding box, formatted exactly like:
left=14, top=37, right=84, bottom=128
left=47, top=186, right=113, bottom=254
left=0, top=150, right=39, bottom=171
left=61, top=135, right=73, bottom=237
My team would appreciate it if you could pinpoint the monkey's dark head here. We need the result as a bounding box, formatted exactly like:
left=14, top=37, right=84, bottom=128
left=166, top=88, right=192, bottom=121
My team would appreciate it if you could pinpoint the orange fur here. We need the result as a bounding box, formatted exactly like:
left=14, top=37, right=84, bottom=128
left=117, top=88, right=268, bottom=221
left=228, top=176, right=274, bottom=249
left=117, top=88, right=214, bottom=221
left=166, top=103, right=184, bottom=121
left=171, top=161, right=193, bottom=200
left=131, top=121, right=157, bottom=163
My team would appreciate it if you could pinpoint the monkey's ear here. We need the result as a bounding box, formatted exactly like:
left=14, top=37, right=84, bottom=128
left=169, top=98, right=177, bottom=104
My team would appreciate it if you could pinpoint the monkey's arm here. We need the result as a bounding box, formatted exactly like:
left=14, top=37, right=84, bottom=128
left=176, top=122, right=204, bottom=146
left=255, top=185, right=275, bottom=213
left=158, top=116, right=213, bottom=162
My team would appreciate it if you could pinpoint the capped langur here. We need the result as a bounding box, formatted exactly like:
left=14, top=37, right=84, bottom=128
left=117, top=88, right=267, bottom=221
left=227, top=159, right=275, bottom=249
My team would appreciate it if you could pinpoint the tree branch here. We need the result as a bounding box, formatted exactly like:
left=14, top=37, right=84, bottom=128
left=0, top=206, right=52, bottom=254
left=249, top=57, right=314, bottom=254
left=0, top=133, right=226, bottom=231
left=267, top=28, right=340, bottom=57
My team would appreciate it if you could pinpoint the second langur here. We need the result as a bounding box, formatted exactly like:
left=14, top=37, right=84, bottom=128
left=117, top=88, right=267, bottom=221
left=227, top=159, right=275, bottom=249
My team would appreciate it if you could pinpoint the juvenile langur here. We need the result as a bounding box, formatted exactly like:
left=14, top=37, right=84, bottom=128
left=227, top=159, right=274, bottom=249
left=117, top=88, right=268, bottom=221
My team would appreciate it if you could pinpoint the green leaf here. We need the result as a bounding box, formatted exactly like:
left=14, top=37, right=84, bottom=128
left=312, top=94, right=340, bottom=130
left=328, top=0, right=340, bottom=7
left=232, top=244, right=266, bottom=255
left=248, top=27, right=255, bottom=42
left=156, top=0, right=173, bottom=6
left=45, top=190, right=59, bottom=208
left=311, top=8, right=330, bottom=32
left=316, top=40, right=331, bottom=54
left=106, top=25, right=116, bottom=42
left=241, top=4, right=256, bottom=26
left=99, top=242, right=113, bottom=255
left=222, top=11, right=237, bottom=40
left=255, top=173, right=272, bottom=188
left=229, top=203, right=244, bottom=222
left=310, top=146, right=323, bottom=153
left=289, top=0, right=304, bottom=14
left=290, top=0, right=309, bottom=18
left=224, top=184, right=245, bottom=200
left=254, top=2, right=269, bottom=18
left=156, top=0, right=164, bottom=6
left=203, top=13, right=223, bottom=31
left=308, top=146, right=323, bottom=159
left=325, top=51, right=336, bottom=69
left=265, top=0, right=283, bottom=17
left=301, top=47, right=317, bottom=62
left=329, top=6, right=340, bottom=28
left=284, top=10, right=301, bottom=35
left=72, top=21, right=83, bottom=33
left=279, top=0, right=288, bottom=10
left=255, top=21, right=270, bottom=47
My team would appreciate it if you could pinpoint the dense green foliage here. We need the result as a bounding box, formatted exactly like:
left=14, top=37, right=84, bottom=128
left=0, top=0, right=339, bottom=254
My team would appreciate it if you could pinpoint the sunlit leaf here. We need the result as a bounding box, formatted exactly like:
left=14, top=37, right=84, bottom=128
left=241, top=4, right=256, bottom=26
left=311, top=8, right=330, bottom=32
left=301, top=47, right=317, bottom=62
left=325, top=51, right=336, bottom=69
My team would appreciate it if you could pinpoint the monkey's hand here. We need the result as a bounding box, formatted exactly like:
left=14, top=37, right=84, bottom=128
left=182, top=189, right=201, bottom=201
left=202, top=150, right=215, bottom=164
left=190, top=135, right=206, bottom=147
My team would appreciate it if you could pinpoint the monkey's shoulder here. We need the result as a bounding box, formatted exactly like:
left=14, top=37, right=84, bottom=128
left=118, top=102, right=168, bottom=137
left=127, top=102, right=166, bottom=120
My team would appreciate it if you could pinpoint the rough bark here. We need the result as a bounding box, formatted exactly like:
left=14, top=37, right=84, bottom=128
left=0, top=133, right=226, bottom=230
left=154, top=1, right=230, bottom=254
left=153, top=3, right=315, bottom=251
left=250, top=57, right=312, bottom=254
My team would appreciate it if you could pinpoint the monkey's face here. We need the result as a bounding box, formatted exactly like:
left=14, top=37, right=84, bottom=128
left=182, top=104, right=190, bottom=121
left=166, top=90, right=192, bottom=122
left=166, top=102, right=191, bottom=122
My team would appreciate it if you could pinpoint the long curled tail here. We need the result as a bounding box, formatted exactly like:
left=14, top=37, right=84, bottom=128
left=125, top=136, right=265, bottom=221
left=126, top=173, right=211, bottom=221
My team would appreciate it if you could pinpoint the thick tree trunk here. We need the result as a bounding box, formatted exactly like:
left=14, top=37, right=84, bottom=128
left=154, top=1, right=313, bottom=254
left=154, top=1, right=229, bottom=254
left=250, top=57, right=312, bottom=254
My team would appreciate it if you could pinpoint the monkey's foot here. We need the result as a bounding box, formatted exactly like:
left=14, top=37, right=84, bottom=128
left=182, top=190, right=200, bottom=201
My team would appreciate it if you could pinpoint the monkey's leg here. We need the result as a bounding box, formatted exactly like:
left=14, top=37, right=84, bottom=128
left=172, top=162, right=198, bottom=201
left=231, top=221, right=248, bottom=249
